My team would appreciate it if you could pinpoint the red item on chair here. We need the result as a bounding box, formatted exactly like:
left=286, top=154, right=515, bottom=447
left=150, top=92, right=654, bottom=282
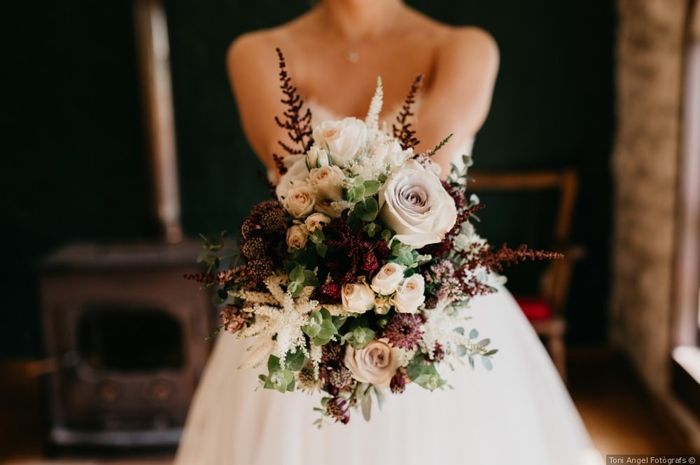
left=516, top=297, right=552, bottom=321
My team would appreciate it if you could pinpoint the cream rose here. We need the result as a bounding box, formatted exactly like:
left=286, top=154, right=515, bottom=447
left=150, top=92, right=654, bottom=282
left=284, top=184, right=316, bottom=218
left=341, top=282, right=375, bottom=314
left=392, top=274, right=425, bottom=314
left=304, top=212, right=331, bottom=232
left=309, top=165, right=345, bottom=201
left=313, top=118, right=367, bottom=167
left=378, top=159, right=457, bottom=248
left=286, top=225, right=308, bottom=250
left=275, top=155, right=309, bottom=202
left=306, top=145, right=330, bottom=169
left=370, top=262, right=406, bottom=295
left=344, top=339, right=402, bottom=386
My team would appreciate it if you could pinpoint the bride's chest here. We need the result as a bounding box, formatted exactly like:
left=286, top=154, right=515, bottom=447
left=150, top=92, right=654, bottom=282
left=293, top=43, right=436, bottom=119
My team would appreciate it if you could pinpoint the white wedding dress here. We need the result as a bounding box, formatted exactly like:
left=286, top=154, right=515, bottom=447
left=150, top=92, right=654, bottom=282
left=175, top=100, right=601, bottom=465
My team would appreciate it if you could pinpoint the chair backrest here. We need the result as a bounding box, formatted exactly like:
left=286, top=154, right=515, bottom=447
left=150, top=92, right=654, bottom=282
left=468, top=169, right=579, bottom=314
left=468, top=170, right=578, bottom=245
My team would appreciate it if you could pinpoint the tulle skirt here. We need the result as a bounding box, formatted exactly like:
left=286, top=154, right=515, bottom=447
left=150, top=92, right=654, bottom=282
left=175, top=286, right=601, bottom=465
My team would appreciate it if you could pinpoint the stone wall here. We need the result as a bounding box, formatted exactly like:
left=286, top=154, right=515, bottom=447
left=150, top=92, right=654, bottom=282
left=611, top=0, right=688, bottom=393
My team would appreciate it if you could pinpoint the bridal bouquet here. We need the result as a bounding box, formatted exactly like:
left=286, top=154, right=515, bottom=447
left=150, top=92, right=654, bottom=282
left=191, top=50, right=559, bottom=425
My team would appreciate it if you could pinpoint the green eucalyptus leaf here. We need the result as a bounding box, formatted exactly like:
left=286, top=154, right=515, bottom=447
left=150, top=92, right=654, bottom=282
left=309, top=229, right=325, bottom=244
left=288, top=281, right=303, bottom=297
left=373, top=385, right=385, bottom=410
left=268, top=355, right=281, bottom=372
left=363, top=222, right=381, bottom=238
left=406, top=358, right=445, bottom=391
left=303, top=311, right=323, bottom=338
left=361, top=390, right=372, bottom=421
left=332, top=316, right=348, bottom=330
left=354, top=198, right=379, bottom=222
left=303, top=269, right=319, bottom=287
left=305, top=308, right=338, bottom=346
left=391, top=241, right=415, bottom=266
left=290, top=265, right=305, bottom=283
left=347, top=326, right=376, bottom=349
left=363, top=180, right=382, bottom=197
left=456, top=345, right=467, bottom=357
left=285, top=350, right=306, bottom=371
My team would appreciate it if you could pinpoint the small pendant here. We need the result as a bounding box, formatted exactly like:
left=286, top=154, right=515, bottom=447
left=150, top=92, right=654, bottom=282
left=346, top=51, right=360, bottom=64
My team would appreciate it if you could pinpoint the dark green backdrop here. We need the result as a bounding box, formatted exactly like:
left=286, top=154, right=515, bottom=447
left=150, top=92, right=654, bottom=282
left=2, top=0, right=615, bottom=357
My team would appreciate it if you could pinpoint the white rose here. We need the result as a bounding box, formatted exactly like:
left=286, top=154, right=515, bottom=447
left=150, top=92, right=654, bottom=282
left=304, top=212, right=331, bottom=232
left=276, top=155, right=309, bottom=202
left=341, top=282, right=375, bottom=314
left=392, top=274, right=425, bottom=314
left=306, top=145, right=330, bottom=169
left=373, top=139, right=412, bottom=170
left=349, top=137, right=413, bottom=180
left=286, top=225, right=308, bottom=250
left=313, top=118, right=367, bottom=167
left=284, top=184, right=316, bottom=218
left=370, top=262, right=406, bottom=295
left=344, top=339, right=402, bottom=386
left=378, top=159, right=457, bottom=248
left=309, top=165, right=345, bottom=201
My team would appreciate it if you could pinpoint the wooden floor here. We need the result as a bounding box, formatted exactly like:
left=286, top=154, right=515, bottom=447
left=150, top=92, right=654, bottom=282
left=0, top=347, right=695, bottom=464
left=568, top=348, right=690, bottom=456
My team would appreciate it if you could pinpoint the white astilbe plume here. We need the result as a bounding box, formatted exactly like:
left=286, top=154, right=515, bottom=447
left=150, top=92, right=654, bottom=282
left=364, top=76, right=384, bottom=129
left=237, top=275, right=318, bottom=368
left=309, top=344, right=323, bottom=378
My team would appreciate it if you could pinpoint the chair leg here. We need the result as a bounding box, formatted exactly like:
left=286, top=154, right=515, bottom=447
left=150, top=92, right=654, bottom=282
left=547, top=334, right=567, bottom=383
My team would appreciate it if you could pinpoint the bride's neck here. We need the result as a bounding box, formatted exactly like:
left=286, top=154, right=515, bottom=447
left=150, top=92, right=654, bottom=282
left=317, top=0, right=404, bottom=40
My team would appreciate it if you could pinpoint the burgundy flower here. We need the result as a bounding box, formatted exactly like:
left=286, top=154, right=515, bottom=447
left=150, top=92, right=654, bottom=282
left=320, top=281, right=342, bottom=301
left=362, top=252, right=379, bottom=275
left=324, top=218, right=388, bottom=285
left=327, top=397, right=350, bottom=424
left=426, top=342, right=445, bottom=362
left=390, top=368, right=409, bottom=394
left=382, top=313, right=424, bottom=350
left=219, top=306, right=248, bottom=333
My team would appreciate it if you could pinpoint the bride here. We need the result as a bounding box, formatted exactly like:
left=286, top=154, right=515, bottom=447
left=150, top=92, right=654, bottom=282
left=176, top=1, right=600, bottom=464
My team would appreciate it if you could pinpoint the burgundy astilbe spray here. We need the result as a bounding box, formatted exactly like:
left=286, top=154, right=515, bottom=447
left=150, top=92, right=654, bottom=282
left=325, top=218, right=389, bottom=285
left=392, top=74, right=423, bottom=150
left=272, top=48, right=314, bottom=176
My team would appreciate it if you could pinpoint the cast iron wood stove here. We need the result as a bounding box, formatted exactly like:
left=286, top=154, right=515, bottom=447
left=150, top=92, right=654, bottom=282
left=40, top=0, right=213, bottom=447
left=41, top=242, right=211, bottom=446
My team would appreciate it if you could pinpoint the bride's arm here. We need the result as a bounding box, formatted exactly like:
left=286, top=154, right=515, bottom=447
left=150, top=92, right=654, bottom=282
left=417, top=27, right=499, bottom=174
left=227, top=31, right=292, bottom=172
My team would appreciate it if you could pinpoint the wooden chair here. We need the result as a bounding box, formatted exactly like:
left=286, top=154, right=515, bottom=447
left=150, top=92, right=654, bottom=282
left=468, top=169, right=583, bottom=381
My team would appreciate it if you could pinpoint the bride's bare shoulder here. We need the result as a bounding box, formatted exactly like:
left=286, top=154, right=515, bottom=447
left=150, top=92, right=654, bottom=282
left=227, top=29, right=283, bottom=72
left=227, top=13, right=313, bottom=70
left=404, top=9, right=498, bottom=68
left=438, top=26, right=499, bottom=64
